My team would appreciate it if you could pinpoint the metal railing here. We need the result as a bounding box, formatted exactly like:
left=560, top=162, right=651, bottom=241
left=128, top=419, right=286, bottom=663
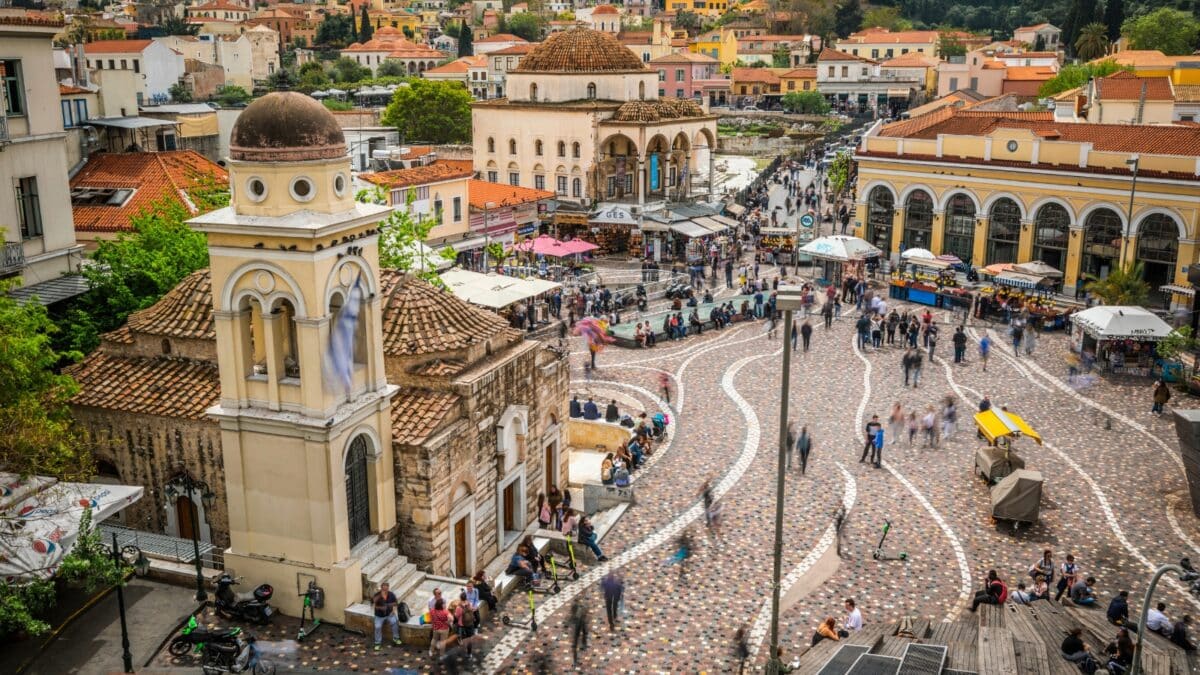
left=99, top=522, right=224, bottom=569
left=1, top=241, right=25, bottom=274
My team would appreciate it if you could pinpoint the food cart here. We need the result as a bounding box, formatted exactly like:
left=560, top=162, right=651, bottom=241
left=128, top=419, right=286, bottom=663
left=974, top=408, right=1041, bottom=483
left=759, top=226, right=797, bottom=265
left=1069, top=305, right=1174, bottom=376
left=798, top=235, right=883, bottom=287
left=975, top=265, right=1072, bottom=328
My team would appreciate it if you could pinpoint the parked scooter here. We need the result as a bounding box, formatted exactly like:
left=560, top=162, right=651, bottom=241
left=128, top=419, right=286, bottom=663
left=169, top=614, right=241, bottom=657
left=214, top=574, right=275, bottom=625
left=201, top=632, right=276, bottom=674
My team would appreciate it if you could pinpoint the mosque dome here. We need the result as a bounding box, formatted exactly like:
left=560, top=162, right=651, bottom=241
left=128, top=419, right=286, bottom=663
left=515, top=28, right=647, bottom=73
left=229, top=92, right=346, bottom=162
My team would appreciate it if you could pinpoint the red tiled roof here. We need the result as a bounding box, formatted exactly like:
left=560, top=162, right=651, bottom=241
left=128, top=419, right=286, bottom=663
left=476, top=32, right=527, bottom=43
left=360, top=161, right=473, bottom=189
left=817, top=48, right=867, bottom=62
left=998, top=51, right=1058, bottom=59
left=125, top=270, right=214, bottom=340
left=881, top=52, right=939, bottom=68
left=390, top=389, right=461, bottom=445
left=67, top=352, right=220, bottom=421
left=1003, top=65, right=1056, bottom=81
left=70, top=151, right=228, bottom=233
left=592, top=4, right=619, bottom=14
left=650, top=51, right=719, bottom=64
left=0, top=10, right=63, bottom=27
left=379, top=272, right=520, bottom=357
left=731, top=67, right=781, bottom=84
left=84, top=39, right=154, bottom=54
left=190, top=0, right=249, bottom=11
left=840, top=29, right=939, bottom=45
left=490, top=43, right=537, bottom=55
left=1095, top=71, right=1174, bottom=101
left=1015, top=23, right=1053, bottom=32
left=468, top=179, right=553, bottom=209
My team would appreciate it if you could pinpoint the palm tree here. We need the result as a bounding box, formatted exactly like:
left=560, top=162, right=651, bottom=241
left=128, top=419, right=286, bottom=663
left=1075, top=23, right=1110, bottom=61
left=1085, top=261, right=1151, bottom=306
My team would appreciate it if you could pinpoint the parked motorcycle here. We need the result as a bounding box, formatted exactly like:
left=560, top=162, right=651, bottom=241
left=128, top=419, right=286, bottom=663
left=201, top=632, right=276, bottom=674
left=169, top=614, right=241, bottom=657
left=214, top=574, right=274, bottom=625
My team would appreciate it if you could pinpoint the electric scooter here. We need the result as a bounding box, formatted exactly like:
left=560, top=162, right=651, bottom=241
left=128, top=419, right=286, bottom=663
left=501, top=582, right=539, bottom=632
left=871, top=520, right=908, bottom=561
left=296, top=581, right=323, bottom=642
left=561, top=535, right=582, bottom=580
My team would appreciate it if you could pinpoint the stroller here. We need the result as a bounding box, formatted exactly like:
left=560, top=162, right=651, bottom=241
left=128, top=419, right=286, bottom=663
left=651, top=413, right=669, bottom=440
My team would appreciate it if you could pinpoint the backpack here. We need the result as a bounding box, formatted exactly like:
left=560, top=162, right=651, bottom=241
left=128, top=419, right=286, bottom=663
left=601, top=464, right=612, bottom=481
left=614, top=466, right=630, bottom=487
left=458, top=604, right=476, bottom=628
left=397, top=601, right=411, bottom=623
left=995, top=580, right=1008, bottom=604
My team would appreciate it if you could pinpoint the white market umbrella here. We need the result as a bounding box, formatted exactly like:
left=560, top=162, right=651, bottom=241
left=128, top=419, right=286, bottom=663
left=799, top=235, right=882, bottom=262
left=901, top=247, right=935, bottom=260
left=1070, top=305, right=1174, bottom=341
left=1014, top=260, right=1063, bottom=279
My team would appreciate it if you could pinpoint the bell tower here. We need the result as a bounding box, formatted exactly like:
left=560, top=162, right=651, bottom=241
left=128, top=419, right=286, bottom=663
left=189, top=92, right=397, bottom=619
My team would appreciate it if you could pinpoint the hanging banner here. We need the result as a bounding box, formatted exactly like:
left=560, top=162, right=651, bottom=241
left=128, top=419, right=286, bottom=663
left=650, top=154, right=660, bottom=191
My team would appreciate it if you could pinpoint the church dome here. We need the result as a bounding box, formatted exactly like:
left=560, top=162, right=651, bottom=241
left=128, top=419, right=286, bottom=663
left=379, top=271, right=520, bottom=357
left=229, top=92, right=346, bottom=162
left=515, top=28, right=647, bottom=73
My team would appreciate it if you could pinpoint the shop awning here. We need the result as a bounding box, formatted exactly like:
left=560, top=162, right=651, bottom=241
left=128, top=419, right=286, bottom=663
left=760, top=227, right=796, bottom=236
left=1162, top=284, right=1196, bottom=298
left=710, top=214, right=739, bottom=229
left=90, top=116, right=177, bottom=130
left=1070, top=305, right=1174, bottom=341
left=669, top=220, right=712, bottom=238
left=691, top=216, right=728, bottom=233
left=725, top=203, right=747, bottom=217
left=439, top=268, right=561, bottom=309
left=0, top=473, right=144, bottom=581
left=994, top=271, right=1046, bottom=289
left=974, top=409, right=1042, bottom=446
left=886, top=88, right=911, bottom=98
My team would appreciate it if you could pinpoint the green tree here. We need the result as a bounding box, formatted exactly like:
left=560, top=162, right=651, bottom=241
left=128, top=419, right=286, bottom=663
left=214, top=84, right=252, bottom=106
left=1062, top=0, right=1099, bottom=56
left=1038, top=59, right=1129, bottom=97
left=442, top=22, right=461, bottom=38
left=160, top=15, right=199, bottom=36
left=674, top=9, right=701, bottom=32
left=1074, top=22, right=1110, bottom=61
left=298, top=60, right=331, bottom=87
left=169, top=81, right=193, bottom=103
left=402, top=25, right=414, bottom=39
left=377, top=59, right=407, bottom=77
left=359, top=4, right=373, bottom=43
left=316, top=12, right=356, bottom=48
left=1157, top=325, right=1199, bottom=363
left=382, top=79, right=472, bottom=143
left=1033, top=33, right=1046, bottom=51
left=331, top=56, right=372, bottom=83
left=827, top=151, right=851, bottom=202
left=358, top=187, right=444, bottom=284
left=781, top=90, right=831, bottom=114
left=939, top=36, right=967, bottom=57
left=323, top=98, right=354, bottom=110
left=862, top=6, right=911, bottom=31
left=1085, top=261, right=1150, bottom=306
left=1123, top=8, right=1200, bottom=55
left=833, top=0, right=863, bottom=38
left=505, top=12, right=545, bottom=41
left=772, top=45, right=791, bottom=67
left=267, top=67, right=297, bottom=91
left=457, top=25, right=473, bottom=57
left=1104, top=0, right=1124, bottom=42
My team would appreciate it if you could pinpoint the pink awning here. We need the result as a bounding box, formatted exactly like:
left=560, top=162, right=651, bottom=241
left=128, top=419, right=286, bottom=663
left=512, top=234, right=596, bottom=257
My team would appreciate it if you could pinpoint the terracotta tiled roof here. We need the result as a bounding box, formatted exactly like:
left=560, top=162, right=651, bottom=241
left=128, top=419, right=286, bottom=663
left=840, top=29, right=938, bottom=45
left=1003, top=66, right=1056, bottom=81
left=476, top=33, right=526, bottom=43
left=732, top=67, right=781, bottom=84
left=467, top=179, right=553, bottom=209
left=67, top=352, right=220, bottom=421
left=190, top=0, right=249, bottom=11
left=610, top=98, right=705, bottom=122
left=102, top=326, right=135, bottom=345
left=650, top=52, right=718, bottom=64
left=880, top=52, right=939, bottom=68
left=70, top=151, right=229, bottom=233
left=425, top=58, right=472, bottom=74
left=817, top=48, right=867, bottom=62
left=876, top=109, right=1200, bottom=155
left=592, top=4, right=619, bottom=14
left=1095, top=71, right=1173, bottom=101
left=84, top=39, right=154, bottom=54
left=514, top=28, right=646, bottom=73
left=359, top=161, right=473, bottom=189
left=1098, top=50, right=1178, bottom=69
left=378, top=272, right=517, bottom=357
left=125, top=270, right=214, bottom=340
left=490, top=43, right=537, bottom=55
left=781, top=67, right=816, bottom=78
left=1015, top=23, right=1053, bottom=31
left=0, top=10, right=63, bottom=27
left=409, top=359, right=467, bottom=376
left=998, top=51, right=1058, bottom=59
left=390, top=389, right=460, bottom=445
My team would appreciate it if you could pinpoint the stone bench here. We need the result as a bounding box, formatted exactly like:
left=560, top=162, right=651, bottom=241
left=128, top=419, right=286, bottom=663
left=492, top=535, right=551, bottom=600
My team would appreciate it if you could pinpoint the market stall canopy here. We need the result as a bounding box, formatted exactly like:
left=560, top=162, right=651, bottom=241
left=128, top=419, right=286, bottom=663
left=691, top=216, right=729, bottom=234
left=982, top=263, right=1014, bottom=276
left=995, top=271, right=1050, bottom=289
left=725, top=203, right=746, bottom=217
left=0, top=473, right=143, bottom=581
left=799, top=235, right=882, bottom=262
left=439, top=269, right=561, bottom=309
left=937, top=254, right=963, bottom=265
left=513, top=234, right=598, bottom=258
left=669, top=220, right=711, bottom=239
left=1161, top=284, right=1196, bottom=298
left=990, top=469, right=1043, bottom=524
left=974, top=408, right=1042, bottom=445
left=1070, top=305, right=1174, bottom=341
left=909, top=257, right=952, bottom=269
left=760, top=226, right=796, bottom=236
left=901, top=247, right=935, bottom=260
left=1014, top=260, right=1063, bottom=279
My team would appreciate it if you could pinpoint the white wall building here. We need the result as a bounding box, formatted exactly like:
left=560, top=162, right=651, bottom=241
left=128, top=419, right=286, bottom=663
left=84, top=39, right=185, bottom=105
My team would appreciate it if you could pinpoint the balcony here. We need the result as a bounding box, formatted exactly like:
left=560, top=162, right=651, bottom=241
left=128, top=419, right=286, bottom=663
left=1, top=241, right=25, bottom=275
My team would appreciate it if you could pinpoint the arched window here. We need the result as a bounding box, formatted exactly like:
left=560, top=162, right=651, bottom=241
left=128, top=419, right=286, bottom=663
left=1033, top=203, right=1070, bottom=274
left=944, top=193, right=977, bottom=264
left=273, top=298, right=300, bottom=379
left=902, top=190, right=933, bottom=251
left=866, top=186, right=894, bottom=255
left=329, top=291, right=366, bottom=366
left=535, top=140, right=543, bottom=156
left=508, top=138, right=517, bottom=154
left=240, top=296, right=267, bottom=376
left=487, top=137, right=495, bottom=153
left=572, top=177, right=582, bottom=197
left=529, top=82, right=538, bottom=101
left=1082, top=208, right=1123, bottom=281
left=572, top=142, right=581, bottom=158
left=557, top=141, right=565, bottom=157
left=1137, top=213, right=1180, bottom=298
left=587, top=82, right=596, bottom=99
left=986, top=198, right=1021, bottom=264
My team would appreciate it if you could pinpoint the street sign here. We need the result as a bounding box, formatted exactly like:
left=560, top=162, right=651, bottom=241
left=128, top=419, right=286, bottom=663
left=800, top=213, right=815, bottom=228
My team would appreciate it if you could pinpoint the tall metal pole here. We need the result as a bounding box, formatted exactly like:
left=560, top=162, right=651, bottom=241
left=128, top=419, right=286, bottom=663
left=187, top=481, right=207, bottom=602
left=112, top=532, right=134, bottom=674
left=1130, top=563, right=1184, bottom=675
left=1125, top=156, right=1139, bottom=270
left=483, top=203, right=490, bottom=273
left=768, top=307, right=794, bottom=674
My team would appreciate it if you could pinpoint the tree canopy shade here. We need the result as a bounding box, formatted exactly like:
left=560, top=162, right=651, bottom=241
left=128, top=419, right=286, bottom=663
left=316, top=12, right=356, bottom=48
left=298, top=60, right=331, bottom=88
left=457, top=25, right=473, bottom=57
left=834, top=0, right=863, bottom=38
left=377, top=60, right=408, bottom=77
left=781, top=90, right=831, bottom=114
left=160, top=15, right=198, bottom=36
left=1122, top=7, right=1200, bottom=55
left=1037, top=59, right=1130, bottom=97
left=939, top=36, right=967, bottom=58
left=861, top=6, right=912, bottom=31
left=359, top=4, right=373, bottom=43
left=382, top=79, right=472, bottom=144
left=214, top=84, right=251, bottom=106
left=505, top=12, right=545, bottom=41
left=1074, top=22, right=1109, bottom=61
left=1103, top=0, right=1124, bottom=41
left=1085, top=261, right=1150, bottom=306
left=332, top=56, right=372, bottom=83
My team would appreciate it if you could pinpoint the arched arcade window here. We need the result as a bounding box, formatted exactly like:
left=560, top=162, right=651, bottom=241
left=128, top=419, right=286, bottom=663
left=944, top=193, right=977, bottom=264
left=902, top=190, right=933, bottom=252
left=986, top=198, right=1021, bottom=265
left=1033, top=203, right=1070, bottom=274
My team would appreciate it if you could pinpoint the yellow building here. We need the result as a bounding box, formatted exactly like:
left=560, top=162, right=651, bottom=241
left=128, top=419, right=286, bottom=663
left=666, top=0, right=729, bottom=17
left=690, top=28, right=738, bottom=65
left=855, top=108, right=1200, bottom=301
left=779, top=66, right=816, bottom=93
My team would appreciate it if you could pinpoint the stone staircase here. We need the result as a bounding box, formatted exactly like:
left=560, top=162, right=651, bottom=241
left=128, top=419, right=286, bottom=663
left=343, top=536, right=428, bottom=639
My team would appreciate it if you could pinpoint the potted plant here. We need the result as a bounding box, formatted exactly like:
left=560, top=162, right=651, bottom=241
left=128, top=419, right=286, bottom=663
left=1156, top=325, right=1198, bottom=384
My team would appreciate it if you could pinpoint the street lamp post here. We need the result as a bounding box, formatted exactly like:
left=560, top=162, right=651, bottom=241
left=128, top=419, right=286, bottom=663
left=1125, top=156, right=1140, bottom=269
left=1130, top=561, right=1189, bottom=675
left=165, top=471, right=215, bottom=602
left=482, top=200, right=497, bottom=272
left=768, top=286, right=805, bottom=674
left=110, top=532, right=150, bottom=674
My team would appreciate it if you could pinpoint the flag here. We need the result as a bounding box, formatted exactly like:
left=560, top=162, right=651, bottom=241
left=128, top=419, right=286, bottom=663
left=325, top=275, right=363, bottom=396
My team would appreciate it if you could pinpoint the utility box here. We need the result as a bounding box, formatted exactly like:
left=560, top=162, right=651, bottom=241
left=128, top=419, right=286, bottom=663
left=1172, top=409, right=1200, bottom=517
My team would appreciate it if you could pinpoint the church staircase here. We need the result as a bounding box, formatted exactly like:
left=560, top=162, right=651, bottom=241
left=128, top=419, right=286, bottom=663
left=343, top=535, right=428, bottom=635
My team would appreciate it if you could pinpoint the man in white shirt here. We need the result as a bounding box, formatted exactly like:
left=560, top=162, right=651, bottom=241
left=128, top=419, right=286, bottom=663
left=839, top=598, right=863, bottom=638
left=1010, top=582, right=1034, bottom=605
left=1147, top=602, right=1174, bottom=636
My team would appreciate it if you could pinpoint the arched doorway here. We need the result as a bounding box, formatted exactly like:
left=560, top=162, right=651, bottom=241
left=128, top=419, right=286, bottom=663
left=986, top=198, right=1021, bottom=264
left=1082, top=208, right=1123, bottom=280
left=1137, top=213, right=1180, bottom=300
left=1033, top=203, right=1070, bottom=273
left=902, top=190, right=933, bottom=251
left=944, top=193, right=977, bottom=264
left=865, top=186, right=894, bottom=255
left=449, top=483, right=474, bottom=578
left=176, top=496, right=198, bottom=541
left=345, top=435, right=371, bottom=547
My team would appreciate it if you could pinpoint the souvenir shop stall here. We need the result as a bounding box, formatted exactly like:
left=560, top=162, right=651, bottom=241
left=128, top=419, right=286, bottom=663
left=759, top=227, right=798, bottom=265
left=798, top=235, right=882, bottom=287
left=976, top=263, right=1072, bottom=329
left=1069, top=305, right=1174, bottom=376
